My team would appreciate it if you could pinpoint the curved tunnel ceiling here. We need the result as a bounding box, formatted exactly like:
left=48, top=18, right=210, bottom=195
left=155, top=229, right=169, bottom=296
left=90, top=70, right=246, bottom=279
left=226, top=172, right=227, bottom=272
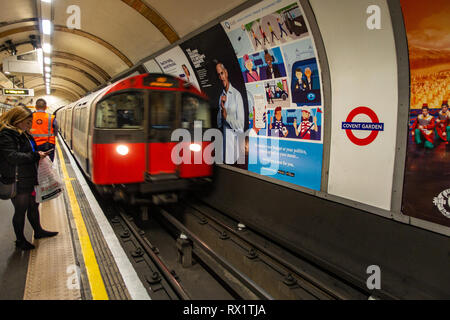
left=0, top=0, right=249, bottom=105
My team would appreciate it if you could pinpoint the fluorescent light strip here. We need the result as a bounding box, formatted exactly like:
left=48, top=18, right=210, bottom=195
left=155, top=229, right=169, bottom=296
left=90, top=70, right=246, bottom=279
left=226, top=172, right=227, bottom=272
left=44, top=57, right=51, bottom=65
left=42, top=20, right=52, bottom=35
left=43, top=43, right=52, bottom=54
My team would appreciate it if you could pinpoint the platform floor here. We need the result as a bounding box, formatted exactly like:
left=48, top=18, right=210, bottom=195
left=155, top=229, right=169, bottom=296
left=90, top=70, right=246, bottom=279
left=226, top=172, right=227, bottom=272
left=0, top=200, right=32, bottom=300
left=23, top=194, right=81, bottom=300
left=0, top=137, right=150, bottom=300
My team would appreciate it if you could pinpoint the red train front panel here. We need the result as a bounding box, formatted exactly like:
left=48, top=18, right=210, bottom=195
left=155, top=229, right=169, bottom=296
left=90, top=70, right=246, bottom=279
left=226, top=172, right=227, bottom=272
left=91, top=141, right=213, bottom=185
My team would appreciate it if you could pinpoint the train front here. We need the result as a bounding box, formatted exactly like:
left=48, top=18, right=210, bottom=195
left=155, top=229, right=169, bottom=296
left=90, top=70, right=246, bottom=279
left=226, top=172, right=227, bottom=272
left=91, top=74, right=213, bottom=204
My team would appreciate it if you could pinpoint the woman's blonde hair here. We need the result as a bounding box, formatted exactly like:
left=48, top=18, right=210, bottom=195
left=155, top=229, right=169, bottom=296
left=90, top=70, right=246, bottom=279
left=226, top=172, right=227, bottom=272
left=0, top=106, right=33, bottom=133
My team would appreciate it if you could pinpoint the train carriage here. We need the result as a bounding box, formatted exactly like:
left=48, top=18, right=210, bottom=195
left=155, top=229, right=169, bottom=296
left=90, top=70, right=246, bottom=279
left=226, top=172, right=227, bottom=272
left=56, top=73, right=214, bottom=204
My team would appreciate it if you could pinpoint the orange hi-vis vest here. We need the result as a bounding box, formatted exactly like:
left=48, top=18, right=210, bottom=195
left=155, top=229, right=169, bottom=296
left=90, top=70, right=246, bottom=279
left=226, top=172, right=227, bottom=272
left=32, top=111, right=55, bottom=145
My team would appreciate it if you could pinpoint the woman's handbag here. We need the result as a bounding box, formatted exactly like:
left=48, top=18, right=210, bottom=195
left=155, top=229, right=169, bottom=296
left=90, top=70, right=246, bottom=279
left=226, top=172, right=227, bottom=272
left=0, top=165, right=18, bottom=200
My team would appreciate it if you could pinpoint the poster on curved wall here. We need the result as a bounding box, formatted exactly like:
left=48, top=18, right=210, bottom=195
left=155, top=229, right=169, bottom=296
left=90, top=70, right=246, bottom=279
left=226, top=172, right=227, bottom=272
left=143, top=59, right=162, bottom=74
left=400, top=0, right=450, bottom=228
left=154, top=46, right=201, bottom=90
left=179, top=24, right=250, bottom=167
left=221, top=0, right=325, bottom=191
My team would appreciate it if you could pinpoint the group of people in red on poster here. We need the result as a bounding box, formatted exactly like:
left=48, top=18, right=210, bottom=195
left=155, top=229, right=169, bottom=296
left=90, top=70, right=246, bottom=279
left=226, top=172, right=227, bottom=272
left=411, top=101, right=450, bottom=149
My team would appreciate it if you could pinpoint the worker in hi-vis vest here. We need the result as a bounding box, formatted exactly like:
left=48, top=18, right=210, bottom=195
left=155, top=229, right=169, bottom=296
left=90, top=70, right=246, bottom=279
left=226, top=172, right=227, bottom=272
left=31, top=99, right=58, bottom=162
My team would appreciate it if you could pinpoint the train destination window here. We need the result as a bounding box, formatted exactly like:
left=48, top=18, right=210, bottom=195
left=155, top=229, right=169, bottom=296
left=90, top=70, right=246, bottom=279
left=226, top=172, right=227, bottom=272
left=149, top=92, right=176, bottom=129
left=181, top=94, right=211, bottom=130
left=96, top=93, right=144, bottom=129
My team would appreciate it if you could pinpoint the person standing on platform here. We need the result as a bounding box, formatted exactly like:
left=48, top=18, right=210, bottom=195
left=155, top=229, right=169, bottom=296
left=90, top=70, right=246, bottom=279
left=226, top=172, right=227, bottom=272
left=411, top=104, right=436, bottom=149
left=0, top=106, right=58, bottom=251
left=31, top=99, right=58, bottom=162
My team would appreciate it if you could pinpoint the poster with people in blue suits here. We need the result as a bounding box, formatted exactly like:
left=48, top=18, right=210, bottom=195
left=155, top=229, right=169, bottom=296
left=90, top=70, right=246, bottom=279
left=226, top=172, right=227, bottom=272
left=222, top=0, right=325, bottom=191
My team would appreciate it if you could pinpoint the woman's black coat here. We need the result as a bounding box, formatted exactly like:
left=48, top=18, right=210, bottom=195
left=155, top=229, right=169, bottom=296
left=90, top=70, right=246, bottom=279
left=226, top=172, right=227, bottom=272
left=0, top=128, right=41, bottom=194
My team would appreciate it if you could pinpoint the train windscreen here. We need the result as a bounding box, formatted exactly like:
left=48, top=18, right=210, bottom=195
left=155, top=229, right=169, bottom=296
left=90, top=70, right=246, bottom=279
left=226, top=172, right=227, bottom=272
left=149, top=92, right=176, bottom=130
left=181, top=94, right=211, bottom=130
left=95, top=92, right=144, bottom=129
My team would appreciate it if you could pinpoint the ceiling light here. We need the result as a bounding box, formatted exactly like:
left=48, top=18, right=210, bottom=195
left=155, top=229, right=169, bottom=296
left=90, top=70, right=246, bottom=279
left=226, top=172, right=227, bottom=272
left=42, top=20, right=52, bottom=35
left=45, top=66, right=51, bottom=73
left=45, top=73, right=51, bottom=78
left=44, top=57, right=51, bottom=65
left=43, top=43, right=52, bottom=54
left=42, top=0, right=52, bottom=3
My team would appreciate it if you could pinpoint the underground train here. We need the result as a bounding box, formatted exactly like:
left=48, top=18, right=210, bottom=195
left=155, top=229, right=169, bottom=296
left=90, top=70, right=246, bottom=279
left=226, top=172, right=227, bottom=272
left=56, top=73, right=213, bottom=204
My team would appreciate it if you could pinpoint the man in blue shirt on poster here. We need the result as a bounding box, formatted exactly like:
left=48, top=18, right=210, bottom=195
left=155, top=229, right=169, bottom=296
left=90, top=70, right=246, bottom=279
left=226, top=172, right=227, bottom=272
left=216, top=61, right=245, bottom=164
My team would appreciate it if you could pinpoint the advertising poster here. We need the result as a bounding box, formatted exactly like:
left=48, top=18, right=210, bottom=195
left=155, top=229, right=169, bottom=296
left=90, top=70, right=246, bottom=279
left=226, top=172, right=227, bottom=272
left=143, top=59, right=162, bottom=73
left=222, top=0, right=324, bottom=191
left=179, top=24, right=249, bottom=166
left=400, top=0, right=450, bottom=227
left=155, top=46, right=201, bottom=90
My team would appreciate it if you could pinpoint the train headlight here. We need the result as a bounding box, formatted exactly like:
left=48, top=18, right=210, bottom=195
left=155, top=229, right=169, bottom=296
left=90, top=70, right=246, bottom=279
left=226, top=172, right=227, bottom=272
left=189, top=143, right=201, bottom=152
left=116, top=145, right=129, bottom=156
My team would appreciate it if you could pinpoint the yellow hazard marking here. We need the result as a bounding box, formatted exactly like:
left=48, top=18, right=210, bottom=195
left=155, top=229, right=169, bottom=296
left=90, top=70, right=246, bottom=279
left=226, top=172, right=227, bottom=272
left=56, top=141, right=109, bottom=300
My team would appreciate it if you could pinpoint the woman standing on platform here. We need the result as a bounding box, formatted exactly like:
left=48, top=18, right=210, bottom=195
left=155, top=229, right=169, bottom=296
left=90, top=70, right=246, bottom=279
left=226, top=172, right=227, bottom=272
left=0, top=106, right=58, bottom=250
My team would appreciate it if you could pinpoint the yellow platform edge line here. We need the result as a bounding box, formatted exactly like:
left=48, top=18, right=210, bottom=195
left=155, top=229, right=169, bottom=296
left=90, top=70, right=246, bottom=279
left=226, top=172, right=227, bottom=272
left=56, top=141, right=109, bottom=300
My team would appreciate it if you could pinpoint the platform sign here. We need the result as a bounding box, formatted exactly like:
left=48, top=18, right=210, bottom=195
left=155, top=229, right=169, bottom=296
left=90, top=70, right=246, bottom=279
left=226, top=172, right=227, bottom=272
left=1, top=88, right=34, bottom=97
left=310, top=0, right=399, bottom=210
left=342, top=107, right=385, bottom=146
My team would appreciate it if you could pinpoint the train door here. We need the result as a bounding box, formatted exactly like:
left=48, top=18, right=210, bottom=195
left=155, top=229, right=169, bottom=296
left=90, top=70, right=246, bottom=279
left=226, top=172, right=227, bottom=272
left=146, top=91, right=180, bottom=178
left=178, top=93, right=214, bottom=178
left=66, top=106, right=74, bottom=148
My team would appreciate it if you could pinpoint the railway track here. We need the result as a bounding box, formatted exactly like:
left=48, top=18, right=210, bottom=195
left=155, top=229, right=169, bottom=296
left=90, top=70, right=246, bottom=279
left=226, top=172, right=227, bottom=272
left=160, top=199, right=371, bottom=300
left=98, top=190, right=373, bottom=300
left=101, top=202, right=184, bottom=300
left=100, top=199, right=243, bottom=299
